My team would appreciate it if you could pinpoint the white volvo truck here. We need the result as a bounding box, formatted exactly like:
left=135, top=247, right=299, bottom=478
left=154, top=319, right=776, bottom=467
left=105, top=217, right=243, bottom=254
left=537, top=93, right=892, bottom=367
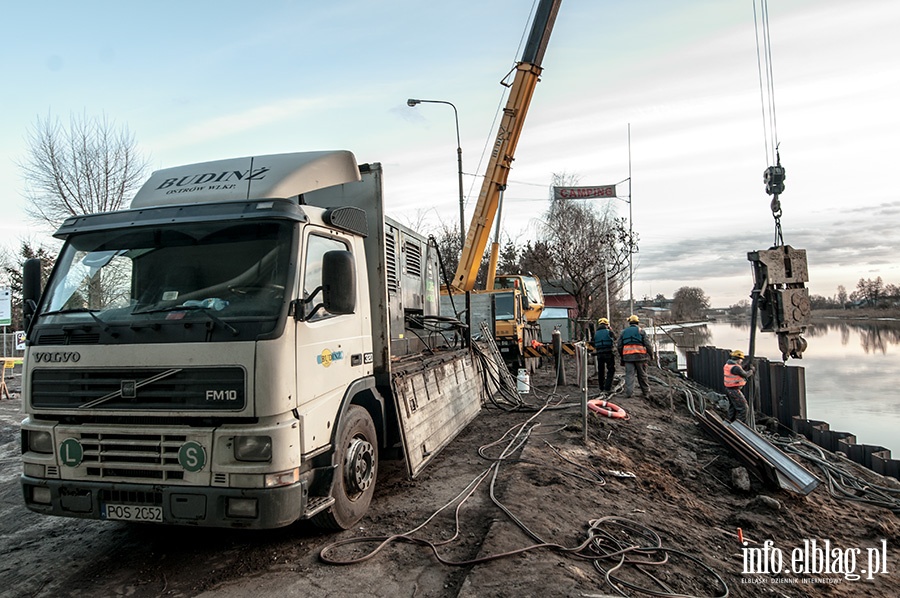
left=19, top=151, right=485, bottom=529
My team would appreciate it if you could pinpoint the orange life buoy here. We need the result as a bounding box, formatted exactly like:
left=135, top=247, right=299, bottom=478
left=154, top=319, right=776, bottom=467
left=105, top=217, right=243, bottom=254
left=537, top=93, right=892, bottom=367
left=588, top=399, right=628, bottom=419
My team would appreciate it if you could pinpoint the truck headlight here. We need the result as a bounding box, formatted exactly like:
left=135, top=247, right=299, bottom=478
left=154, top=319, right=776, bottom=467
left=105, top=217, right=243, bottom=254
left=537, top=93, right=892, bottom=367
left=28, top=431, right=53, bottom=454
left=234, top=435, right=272, bottom=462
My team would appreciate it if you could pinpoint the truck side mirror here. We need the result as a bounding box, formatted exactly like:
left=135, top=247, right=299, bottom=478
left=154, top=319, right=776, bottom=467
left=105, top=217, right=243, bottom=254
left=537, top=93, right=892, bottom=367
left=23, top=258, right=43, bottom=330
left=322, top=250, right=356, bottom=315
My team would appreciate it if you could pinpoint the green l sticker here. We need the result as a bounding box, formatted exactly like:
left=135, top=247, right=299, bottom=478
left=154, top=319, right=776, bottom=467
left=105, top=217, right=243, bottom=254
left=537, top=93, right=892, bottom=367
left=59, top=438, right=83, bottom=467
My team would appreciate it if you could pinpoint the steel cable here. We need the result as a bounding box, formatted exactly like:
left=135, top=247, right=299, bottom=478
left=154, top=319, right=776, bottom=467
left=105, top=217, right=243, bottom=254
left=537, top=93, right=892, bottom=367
left=320, top=384, right=729, bottom=597
left=768, top=436, right=900, bottom=513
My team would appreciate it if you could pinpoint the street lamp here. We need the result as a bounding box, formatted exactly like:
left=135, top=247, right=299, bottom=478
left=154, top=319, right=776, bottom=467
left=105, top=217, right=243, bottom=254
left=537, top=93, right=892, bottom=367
left=605, top=262, right=611, bottom=322
left=408, top=98, right=470, bottom=347
left=406, top=99, right=465, bottom=251
left=627, top=123, right=634, bottom=316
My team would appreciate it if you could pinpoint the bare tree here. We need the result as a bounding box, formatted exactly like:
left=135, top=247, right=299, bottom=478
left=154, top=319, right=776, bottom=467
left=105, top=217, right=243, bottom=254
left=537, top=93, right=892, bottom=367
left=855, top=276, right=884, bottom=308
left=671, top=286, right=710, bottom=322
left=430, top=220, right=495, bottom=290
left=533, top=173, right=633, bottom=321
left=19, top=112, right=149, bottom=231
left=394, top=208, right=434, bottom=233
left=727, top=299, right=751, bottom=317
left=836, top=285, right=848, bottom=308
left=431, top=221, right=463, bottom=287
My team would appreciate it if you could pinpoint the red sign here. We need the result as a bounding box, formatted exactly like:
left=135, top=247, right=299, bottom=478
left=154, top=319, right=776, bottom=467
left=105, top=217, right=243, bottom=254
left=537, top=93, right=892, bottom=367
left=553, top=185, right=617, bottom=200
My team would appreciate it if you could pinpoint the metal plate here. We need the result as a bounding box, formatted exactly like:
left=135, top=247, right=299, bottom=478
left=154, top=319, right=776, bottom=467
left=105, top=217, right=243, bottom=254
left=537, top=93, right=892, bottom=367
left=391, top=350, right=484, bottom=478
left=103, top=503, right=163, bottom=523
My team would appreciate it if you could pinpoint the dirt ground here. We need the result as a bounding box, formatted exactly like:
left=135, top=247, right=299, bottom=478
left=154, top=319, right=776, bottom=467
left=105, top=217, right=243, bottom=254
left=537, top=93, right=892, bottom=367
left=1, top=359, right=898, bottom=598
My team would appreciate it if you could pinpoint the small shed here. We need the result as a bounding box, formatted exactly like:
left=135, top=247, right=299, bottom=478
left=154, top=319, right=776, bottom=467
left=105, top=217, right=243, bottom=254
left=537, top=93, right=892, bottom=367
left=539, top=307, right=573, bottom=342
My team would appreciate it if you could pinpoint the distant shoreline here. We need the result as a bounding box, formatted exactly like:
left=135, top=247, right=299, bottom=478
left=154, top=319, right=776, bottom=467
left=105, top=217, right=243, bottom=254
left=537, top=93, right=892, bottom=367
left=705, top=307, right=900, bottom=325
left=811, top=307, right=900, bottom=321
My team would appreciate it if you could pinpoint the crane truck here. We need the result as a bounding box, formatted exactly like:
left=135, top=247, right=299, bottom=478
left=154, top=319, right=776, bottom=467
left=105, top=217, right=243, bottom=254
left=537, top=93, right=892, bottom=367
left=19, top=150, right=487, bottom=530
left=444, top=0, right=561, bottom=371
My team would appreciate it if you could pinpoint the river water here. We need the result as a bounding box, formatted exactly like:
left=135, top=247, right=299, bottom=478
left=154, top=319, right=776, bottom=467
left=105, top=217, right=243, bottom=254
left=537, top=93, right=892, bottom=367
left=655, top=318, right=900, bottom=456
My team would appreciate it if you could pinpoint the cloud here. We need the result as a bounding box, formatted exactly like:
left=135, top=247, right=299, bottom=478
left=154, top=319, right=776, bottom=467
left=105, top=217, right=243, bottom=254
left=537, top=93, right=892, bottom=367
left=632, top=197, right=900, bottom=303
left=150, top=96, right=330, bottom=152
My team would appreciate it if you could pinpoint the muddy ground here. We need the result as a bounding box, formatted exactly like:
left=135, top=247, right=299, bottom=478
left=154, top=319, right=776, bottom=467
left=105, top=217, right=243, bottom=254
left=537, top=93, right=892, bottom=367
left=1, top=359, right=898, bottom=598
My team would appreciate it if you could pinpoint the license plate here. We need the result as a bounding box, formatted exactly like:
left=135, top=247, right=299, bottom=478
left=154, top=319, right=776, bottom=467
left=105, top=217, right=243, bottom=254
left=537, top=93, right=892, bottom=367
left=104, top=503, right=163, bottom=523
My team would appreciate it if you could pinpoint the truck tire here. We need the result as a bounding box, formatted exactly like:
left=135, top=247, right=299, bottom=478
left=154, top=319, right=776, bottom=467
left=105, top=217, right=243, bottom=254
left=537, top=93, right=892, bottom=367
left=312, top=405, right=378, bottom=530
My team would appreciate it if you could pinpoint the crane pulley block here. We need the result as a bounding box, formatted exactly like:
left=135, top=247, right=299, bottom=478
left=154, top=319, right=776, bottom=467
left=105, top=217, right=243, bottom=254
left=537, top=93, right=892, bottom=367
left=764, top=164, right=786, bottom=196
left=747, top=245, right=810, bottom=359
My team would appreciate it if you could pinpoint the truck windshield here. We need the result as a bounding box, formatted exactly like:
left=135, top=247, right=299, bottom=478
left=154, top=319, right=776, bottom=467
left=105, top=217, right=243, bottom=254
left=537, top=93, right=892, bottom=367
left=494, top=275, right=542, bottom=305
left=493, top=292, right=517, bottom=320
left=39, top=220, right=293, bottom=330
left=521, top=276, right=542, bottom=304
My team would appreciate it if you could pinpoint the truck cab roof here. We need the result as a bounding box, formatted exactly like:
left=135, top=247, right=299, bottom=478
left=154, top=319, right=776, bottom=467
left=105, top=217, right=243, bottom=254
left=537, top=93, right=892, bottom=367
left=131, top=150, right=361, bottom=208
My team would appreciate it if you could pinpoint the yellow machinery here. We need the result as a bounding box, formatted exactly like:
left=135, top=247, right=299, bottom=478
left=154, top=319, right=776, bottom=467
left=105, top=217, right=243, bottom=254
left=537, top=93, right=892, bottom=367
left=490, top=274, right=545, bottom=369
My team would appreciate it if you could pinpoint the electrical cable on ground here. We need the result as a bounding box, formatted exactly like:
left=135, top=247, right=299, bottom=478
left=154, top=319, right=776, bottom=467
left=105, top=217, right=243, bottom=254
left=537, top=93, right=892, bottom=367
left=648, top=370, right=724, bottom=418
left=653, top=366, right=900, bottom=515
left=470, top=339, right=577, bottom=412
left=319, top=369, right=730, bottom=597
left=766, top=435, right=900, bottom=514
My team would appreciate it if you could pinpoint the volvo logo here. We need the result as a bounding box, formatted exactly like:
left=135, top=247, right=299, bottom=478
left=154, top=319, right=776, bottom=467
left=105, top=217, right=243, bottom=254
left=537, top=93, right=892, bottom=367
left=32, top=352, right=81, bottom=363
left=121, top=380, right=137, bottom=399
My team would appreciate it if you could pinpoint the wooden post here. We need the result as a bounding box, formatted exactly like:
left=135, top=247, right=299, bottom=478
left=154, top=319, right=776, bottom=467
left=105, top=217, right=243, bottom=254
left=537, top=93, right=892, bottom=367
left=581, top=342, right=589, bottom=444
left=552, top=329, right=566, bottom=385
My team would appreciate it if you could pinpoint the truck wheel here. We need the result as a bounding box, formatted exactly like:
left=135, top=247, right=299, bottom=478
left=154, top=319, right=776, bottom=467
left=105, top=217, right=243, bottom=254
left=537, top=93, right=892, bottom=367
left=312, top=405, right=378, bottom=530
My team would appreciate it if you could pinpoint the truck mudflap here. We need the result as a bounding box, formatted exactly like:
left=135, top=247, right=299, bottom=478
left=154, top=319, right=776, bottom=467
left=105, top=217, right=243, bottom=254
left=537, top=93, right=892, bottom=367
left=20, top=476, right=308, bottom=529
left=390, top=348, right=485, bottom=478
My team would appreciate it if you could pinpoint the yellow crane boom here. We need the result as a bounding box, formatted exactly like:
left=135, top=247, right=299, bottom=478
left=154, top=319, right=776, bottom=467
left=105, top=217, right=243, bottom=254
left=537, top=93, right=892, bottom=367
left=449, top=0, right=561, bottom=293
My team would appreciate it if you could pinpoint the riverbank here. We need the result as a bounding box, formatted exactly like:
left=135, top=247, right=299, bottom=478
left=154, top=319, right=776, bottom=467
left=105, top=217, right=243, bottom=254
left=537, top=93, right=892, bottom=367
left=663, top=319, right=900, bottom=457
left=812, top=307, right=900, bottom=320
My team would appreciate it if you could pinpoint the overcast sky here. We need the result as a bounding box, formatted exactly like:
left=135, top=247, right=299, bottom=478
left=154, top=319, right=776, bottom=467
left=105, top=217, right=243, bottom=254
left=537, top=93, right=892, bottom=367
left=2, top=0, right=898, bottom=306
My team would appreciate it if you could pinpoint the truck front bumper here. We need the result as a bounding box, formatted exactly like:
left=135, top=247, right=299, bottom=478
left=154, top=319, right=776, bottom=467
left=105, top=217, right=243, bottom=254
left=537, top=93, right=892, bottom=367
left=21, top=475, right=308, bottom=529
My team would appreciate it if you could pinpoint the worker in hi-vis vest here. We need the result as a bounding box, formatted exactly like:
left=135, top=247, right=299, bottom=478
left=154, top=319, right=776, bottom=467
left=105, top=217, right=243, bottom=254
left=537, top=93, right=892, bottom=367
left=617, top=315, right=653, bottom=398
left=593, top=318, right=616, bottom=392
left=723, top=349, right=755, bottom=424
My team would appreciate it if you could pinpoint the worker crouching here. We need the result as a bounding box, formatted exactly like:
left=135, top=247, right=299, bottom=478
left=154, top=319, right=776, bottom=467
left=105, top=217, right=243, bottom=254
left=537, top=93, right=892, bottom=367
left=723, top=349, right=755, bottom=424
left=617, top=315, right=653, bottom=398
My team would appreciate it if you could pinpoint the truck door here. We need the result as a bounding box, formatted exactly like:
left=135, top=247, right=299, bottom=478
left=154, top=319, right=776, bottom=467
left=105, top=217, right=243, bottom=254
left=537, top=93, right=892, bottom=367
left=294, top=230, right=366, bottom=455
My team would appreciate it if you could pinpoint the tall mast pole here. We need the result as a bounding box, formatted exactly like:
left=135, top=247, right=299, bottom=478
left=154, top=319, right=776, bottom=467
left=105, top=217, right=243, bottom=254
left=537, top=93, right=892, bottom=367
left=628, top=123, right=634, bottom=316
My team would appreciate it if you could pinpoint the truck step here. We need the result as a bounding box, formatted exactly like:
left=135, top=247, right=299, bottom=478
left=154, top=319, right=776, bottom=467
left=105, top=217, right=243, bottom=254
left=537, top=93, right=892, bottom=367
left=303, top=496, right=335, bottom=518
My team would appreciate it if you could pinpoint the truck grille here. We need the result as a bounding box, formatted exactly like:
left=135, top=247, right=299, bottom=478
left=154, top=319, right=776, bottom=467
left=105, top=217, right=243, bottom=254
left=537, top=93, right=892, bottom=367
left=80, top=431, right=188, bottom=481
left=99, top=489, right=163, bottom=505
left=34, top=331, right=101, bottom=345
left=31, top=367, right=245, bottom=410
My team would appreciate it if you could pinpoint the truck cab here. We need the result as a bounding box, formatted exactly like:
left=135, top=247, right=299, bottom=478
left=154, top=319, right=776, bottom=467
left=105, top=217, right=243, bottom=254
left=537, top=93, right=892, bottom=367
left=20, top=151, right=484, bottom=529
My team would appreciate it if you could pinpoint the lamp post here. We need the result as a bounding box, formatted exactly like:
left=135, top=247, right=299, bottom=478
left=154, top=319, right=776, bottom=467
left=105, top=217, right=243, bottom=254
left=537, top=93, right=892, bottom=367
left=406, top=99, right=465, bottom=251
left=627, top=123, right=634, bottom=316
left=605, top=262, right=610, bottom=322
left=408, top=98, right=470, bottom=346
